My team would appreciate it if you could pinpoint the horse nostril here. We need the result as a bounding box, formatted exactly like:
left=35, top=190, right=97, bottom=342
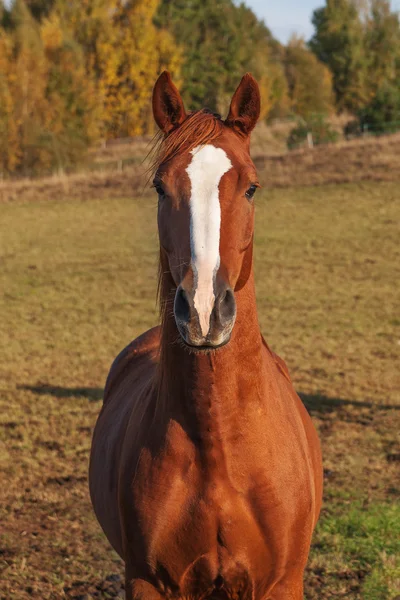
left=174, top=287, right=191, bottom=324
left=217, top=288, right=236, bottom=324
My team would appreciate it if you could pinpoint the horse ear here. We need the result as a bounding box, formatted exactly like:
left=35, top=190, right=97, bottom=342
left=225, top=73, right=260, bottom=136
left=153, top=71, right=187, bottom=135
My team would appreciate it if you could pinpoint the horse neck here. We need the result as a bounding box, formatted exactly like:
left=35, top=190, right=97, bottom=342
left=156, top=257, right=266, bottom=430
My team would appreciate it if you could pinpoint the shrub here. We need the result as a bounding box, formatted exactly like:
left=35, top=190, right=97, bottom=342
left=287, top=113, right=339, bottom=149
left=359, top=81, right=400, bottom=134
left=343, top=118, right=362, bottom=139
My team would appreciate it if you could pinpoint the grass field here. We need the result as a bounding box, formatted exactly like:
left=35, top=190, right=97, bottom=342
left=0, top=181, right=399, bottom=599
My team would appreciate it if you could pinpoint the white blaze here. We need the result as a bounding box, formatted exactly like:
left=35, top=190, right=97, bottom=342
left=186, top=145, right=232, bottom=337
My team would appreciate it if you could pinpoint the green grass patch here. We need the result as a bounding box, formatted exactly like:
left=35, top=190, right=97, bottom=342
left=310, top=502, right=400, bottom=599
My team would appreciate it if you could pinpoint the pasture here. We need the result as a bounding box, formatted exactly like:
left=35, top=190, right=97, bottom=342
left=0, top=180, right=399, bottom=599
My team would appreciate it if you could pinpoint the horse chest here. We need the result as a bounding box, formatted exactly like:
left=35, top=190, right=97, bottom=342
left=127, top=416, right=314, bottom=593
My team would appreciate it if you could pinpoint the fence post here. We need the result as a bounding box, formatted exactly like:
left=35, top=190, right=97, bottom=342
left=307, top=132, right=314, bottom=149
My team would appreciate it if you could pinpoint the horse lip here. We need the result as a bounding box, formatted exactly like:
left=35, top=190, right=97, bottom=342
left=180, top=334, right=231, bottom=352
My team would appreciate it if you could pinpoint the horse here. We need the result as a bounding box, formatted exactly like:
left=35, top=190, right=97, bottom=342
left=89, top=71, right=323, bottom=600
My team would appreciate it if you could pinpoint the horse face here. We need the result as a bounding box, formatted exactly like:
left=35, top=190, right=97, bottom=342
left=153, top=73, right=260, bottom=349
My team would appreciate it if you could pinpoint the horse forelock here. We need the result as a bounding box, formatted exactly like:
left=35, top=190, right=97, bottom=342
left=149, top=109, right=224, bottom=173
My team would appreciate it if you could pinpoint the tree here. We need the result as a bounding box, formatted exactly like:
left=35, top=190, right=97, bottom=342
left=310, top=0, right=368, bottom=111
left=7, top=0, right=51, bottom=173
left=0, top=29, right=19, bottom=171
left=0, top=0, right=100, bottom=174
left=55, top=0, right=182, bottom=137
left=40, top=13, right=100, bottom=168
left=53, top=0, right=116, bottom=79
left=230, top=3, right=288, bottom=120
left=364, top=0, right=400, bottom=96
left=24, top=0, right=55, bottom=20
left=156, top=0, right=239, bottom=111
left=287, top=113, right=339, bottom=149
left=360, top=80, right=400, bottom=130
left=156, top=0, right=288, bottom=119
left=356, top=0, right=400, bottom=129
left=96, top=0, right=182, bottom=136
left=284, top=36, right=334, bottom=118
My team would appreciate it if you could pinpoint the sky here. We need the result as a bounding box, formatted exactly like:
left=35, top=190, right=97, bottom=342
left=246, top=0, right=400, bottom=44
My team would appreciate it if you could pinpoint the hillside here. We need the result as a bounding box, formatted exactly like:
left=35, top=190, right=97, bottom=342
left=255, top=132, right=400, bottom=188
left=1, top=132, right=400, bottom=204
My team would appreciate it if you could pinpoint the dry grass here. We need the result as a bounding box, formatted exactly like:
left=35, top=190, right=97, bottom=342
left=0, top=168, right=145, bottom=204
left=2, top=131, right=400, bottom=205
left=255, top=132, right=400, bottom=188
left=88, top=137, right=153, bottom=166
left=250, top=120, right=295, bottom=156
left=0, top=181, right=399, bottom=599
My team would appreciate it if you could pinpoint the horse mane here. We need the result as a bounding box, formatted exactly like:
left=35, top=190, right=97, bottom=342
left=149, top=109, right=225, bottom=174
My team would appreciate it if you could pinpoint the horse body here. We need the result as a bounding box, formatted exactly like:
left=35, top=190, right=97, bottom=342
left=89, top=72, right=323, bottom=600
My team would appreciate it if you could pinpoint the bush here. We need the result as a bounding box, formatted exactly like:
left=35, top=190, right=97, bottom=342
left=18, top=123, right=89, bottom=176
left=287, top=113, right=339, bottom=150
left=343, top=118, right=362, bottom=139
left=359, top=82, right=400, bottom=134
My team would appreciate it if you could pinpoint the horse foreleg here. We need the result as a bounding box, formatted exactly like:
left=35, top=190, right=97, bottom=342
left=269, top=576, right=304, bottom=600
left=125, top=574, right=164, bottom=600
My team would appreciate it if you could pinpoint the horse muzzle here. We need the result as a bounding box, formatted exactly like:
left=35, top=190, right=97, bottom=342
left=174, top=283, right=236, bottom=349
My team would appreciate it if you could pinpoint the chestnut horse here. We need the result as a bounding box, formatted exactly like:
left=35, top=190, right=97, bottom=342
left=89, top=72, right=323, bottom=600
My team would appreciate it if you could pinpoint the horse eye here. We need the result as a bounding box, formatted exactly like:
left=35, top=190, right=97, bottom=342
left=154, top=184, right=165, bottom=197
left=245, top=184, right=257, bottom=200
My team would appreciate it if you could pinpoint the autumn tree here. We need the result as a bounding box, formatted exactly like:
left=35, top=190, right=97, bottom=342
left=156, top=0, right=239, bottom=111
left=230, top=3, right=288, bottom=120
left=54, top=0, right=182, bottom=137
left=310, top=0, right=368, bottom=111
left=6, top=0, right=51, bottom=172
left=0, top=29, right=19, bottom=171
left=284, top=37, right=334, bottom=118
left=360, top=81, right=400, bottom=129
left=0, top=0, right=100, bottom=174
left=364, top=0, right=400, bottom=96
left=310, top=0, right=400, bottom=126
left=52, top=0, right=116, bottom=80
left=24, top=0, right=55, bottom=20
left=40, top=13, right=100, bottom=168
left=96, top=0, right=182, bottom=136
left=155, top=0, right=288, bottom=120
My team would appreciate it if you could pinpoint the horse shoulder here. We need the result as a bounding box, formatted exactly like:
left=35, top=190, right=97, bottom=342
left=261, top=336, right=292, bottom=384
left=89, top=326, right=161, bottom=557
left=103, top=325, right=161, bottom=401
left=261, top=335, right=323, bottom=526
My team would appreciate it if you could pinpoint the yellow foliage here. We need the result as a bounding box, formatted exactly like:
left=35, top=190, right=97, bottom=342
left=257, top=76, right=271, bottom=121
left=285, top=37, right=335, bottom=118
left=41, top=14, right=63, bottom=51
left=96, top=0, right=182, bottom=137
left=0, top=5, right=101, bottom=175
left=258, top=63, right=290, bottom=122
left=0, top=33, right=20, bottom=171
left=53, top=0, right=182, bottom=137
